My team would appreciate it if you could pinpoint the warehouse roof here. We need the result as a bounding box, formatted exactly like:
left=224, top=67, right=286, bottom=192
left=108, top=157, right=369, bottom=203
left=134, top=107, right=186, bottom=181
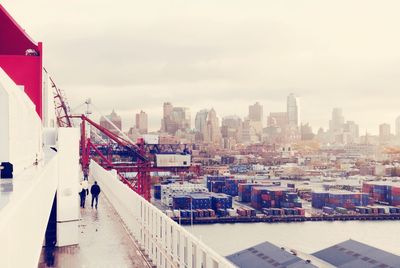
left=312, top=239, right=400, bottom=268
left=226, top=241, right=317, bottom=268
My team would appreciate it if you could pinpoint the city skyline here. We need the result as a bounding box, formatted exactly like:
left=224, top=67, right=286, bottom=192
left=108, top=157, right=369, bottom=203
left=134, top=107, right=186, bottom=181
left=106, top=99, right=399, bottom=138
left=3, top=0, right=400, bottom=134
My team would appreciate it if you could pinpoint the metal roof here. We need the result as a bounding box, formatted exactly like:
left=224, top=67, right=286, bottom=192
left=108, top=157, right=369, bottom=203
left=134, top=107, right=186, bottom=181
left=226, top=242, right=317, bottom=268
left=312, top=239, right=400, bottom=268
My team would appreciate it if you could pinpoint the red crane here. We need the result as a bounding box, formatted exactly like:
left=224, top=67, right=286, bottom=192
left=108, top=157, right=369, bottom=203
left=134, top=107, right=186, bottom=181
left=49, top=75, right=199, bottom=201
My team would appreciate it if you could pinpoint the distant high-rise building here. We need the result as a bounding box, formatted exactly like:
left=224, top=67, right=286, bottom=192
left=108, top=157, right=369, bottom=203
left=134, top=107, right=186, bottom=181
left=248, top=102, right=263, bottom=136
left=205, top=108, right=221, bottom=145
left=396, top=116, right=400, bottom=137
left=221, top=115, right=242, bottom=147
left=343, top=121, right=359, bottom=143
left=100, top=109, right=122, bottom=135
left=329, top=108, right=345, bottom=133
left=287, top=93, right=299, bottom=127
left=328, top=108, right=345, bottom=143
left=195, top=109, right=208, bottom=133
left=242, top=119, right=259, bottom=144
left=248, top=102, right=263, bottom=122
left=300, top=123, right=314, bottom=140
left=195, top=109, right=208, bottom=141
left=160, top=102, right=190, bottom=134
left=163, top=102, right=173, bottom=118
left=267, top=112, right=288, bottom=129
left=379, top=123, right=391, bottom=143
left=135, top=110, right=148, bottom=134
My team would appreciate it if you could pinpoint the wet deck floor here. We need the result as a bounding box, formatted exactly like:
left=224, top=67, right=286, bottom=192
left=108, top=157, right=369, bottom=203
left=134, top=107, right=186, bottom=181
left=45, top=194, right=151, bottom=268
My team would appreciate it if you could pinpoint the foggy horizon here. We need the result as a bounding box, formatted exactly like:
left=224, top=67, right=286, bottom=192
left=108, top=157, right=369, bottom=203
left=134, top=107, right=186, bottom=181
left=3, top=0, right=400, bottom=134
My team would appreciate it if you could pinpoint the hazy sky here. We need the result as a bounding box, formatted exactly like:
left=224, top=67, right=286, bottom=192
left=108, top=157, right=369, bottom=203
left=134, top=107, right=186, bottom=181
left=3, top=1, right=400, bottom=133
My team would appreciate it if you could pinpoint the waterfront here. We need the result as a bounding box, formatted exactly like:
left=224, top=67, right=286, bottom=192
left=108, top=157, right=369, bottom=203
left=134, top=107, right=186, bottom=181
left=187, top=221, right=400, bottom=257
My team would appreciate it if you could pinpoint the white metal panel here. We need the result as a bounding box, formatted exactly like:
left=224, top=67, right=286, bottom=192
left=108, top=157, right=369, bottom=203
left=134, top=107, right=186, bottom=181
left=0, top=153, right=58, bottom=268
left=57, top=127, right=80, bottom=246
left=156, top=154, right=191, bottom=167
left=0, top=68, right=42, bottom=175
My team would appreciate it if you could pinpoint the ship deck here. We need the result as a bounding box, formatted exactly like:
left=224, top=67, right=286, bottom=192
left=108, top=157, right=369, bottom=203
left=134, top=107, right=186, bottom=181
left=40, top=193, right=152, bottom=268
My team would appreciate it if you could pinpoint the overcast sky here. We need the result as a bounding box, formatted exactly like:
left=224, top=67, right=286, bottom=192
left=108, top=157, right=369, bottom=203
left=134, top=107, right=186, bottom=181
left=3, top=1, right=400, bottom=134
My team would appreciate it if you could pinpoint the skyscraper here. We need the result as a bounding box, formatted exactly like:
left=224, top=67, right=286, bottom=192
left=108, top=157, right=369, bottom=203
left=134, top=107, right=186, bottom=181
left=100, top=109, right=122, bottom=135
left=379, top=123, right=391, bottom=143
left=287, top=93, right=299, bottom=127
left=205, top=108, right=221, bottom=145
left=396, top=116, right=400, bottom=137
left=221, top=115, right=242, bottom=146
left=195, top=109, right=208, bottom=132
left=248, top=102, right=263, bottom=136
left=248, top=102, right=263, bottom=122
left=160, top=102, right=190, bottom=134
left=329, top=108, right=345, bottom=133
left=343, top=121, right=359, bottom=144
left=135, top=110, right=148, bottom=134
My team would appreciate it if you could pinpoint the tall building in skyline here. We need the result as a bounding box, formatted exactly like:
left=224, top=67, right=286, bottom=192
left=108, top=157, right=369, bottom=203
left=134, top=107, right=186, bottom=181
left=329, top=108, right=345, bottom=133
left=287, top=93, right=299, bottom=127
left=248, top=102, right=263, bottom=122
left=100, top=109, right=122, bottom=136
left=160, top=102, right=191, bottom=135
left=379, top=123, right=391, bottom=143
left=396, top=116, right=400, bottom=137
left=221, top=115, right=242, bottom=148
left=248, top=102, right=263, bottom=137
left=135, top=110, right=148, bottom=134
left=195, top=109, right=209, bottom=141
left=205, top=108, right=221, bottom=145
left=343, top=120, right=360, bottom=144
left=195, top=109, right=208, bottom=133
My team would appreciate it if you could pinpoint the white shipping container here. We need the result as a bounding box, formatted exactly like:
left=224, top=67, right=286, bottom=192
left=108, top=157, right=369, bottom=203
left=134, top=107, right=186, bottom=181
left=173, top=210, right=181, bottom=218
left=156, top=154, right=191, bottom=167
left=165, top=210, right=174, bottom=217
left=143, top=134, right=159, bottom=144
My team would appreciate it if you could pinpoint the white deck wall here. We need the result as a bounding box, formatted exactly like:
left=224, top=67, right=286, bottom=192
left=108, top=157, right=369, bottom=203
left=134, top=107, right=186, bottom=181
left=91, top=162, right=235, bottom=268
left=0, top=67, right=42, bottom=175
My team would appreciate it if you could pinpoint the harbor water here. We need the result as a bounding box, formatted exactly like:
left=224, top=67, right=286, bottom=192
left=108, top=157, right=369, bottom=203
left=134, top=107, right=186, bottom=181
left=186, top=221, right=400, bottom=257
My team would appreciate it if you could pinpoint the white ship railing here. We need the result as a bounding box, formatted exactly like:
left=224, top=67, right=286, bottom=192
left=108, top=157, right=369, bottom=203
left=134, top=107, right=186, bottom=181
left=91, top=161, right=235, bottom=268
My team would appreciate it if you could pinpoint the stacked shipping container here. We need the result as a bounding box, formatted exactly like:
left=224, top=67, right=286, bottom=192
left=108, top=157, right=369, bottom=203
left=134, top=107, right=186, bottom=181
left=211, top=193, right=233, bottom=210
left=251, top=187, right=300, bottom=210
left=362, top=182, right=400, bottom=206
left=238, top=183, right=268, bottom=202
left=206, top=176, right=233, bottom=193
left=312, top=191, right=370, bottom=209
left=223, top=178, right=247, bottom=196
left=154, top=184, right=161, bottom=199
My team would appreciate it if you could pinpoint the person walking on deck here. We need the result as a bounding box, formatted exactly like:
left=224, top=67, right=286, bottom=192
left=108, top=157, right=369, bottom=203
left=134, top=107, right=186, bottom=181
left=90, top=181, right=101, bottom=209
left=79, top=188, right=86, bottom=208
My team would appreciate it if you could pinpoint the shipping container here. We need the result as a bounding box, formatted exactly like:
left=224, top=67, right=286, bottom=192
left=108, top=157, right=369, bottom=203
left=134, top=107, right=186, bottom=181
left=216, top=209, right=228, bottom=217
left=206, top=175, right=233, bottom=192
left=223, top=178, right=248, bottom=196
left=189, top=194, right=212, bottom=210
left=155, top=154, right=191, bottom=167
left=335, top=207, right=348, bottom=214
left=172, top=195, right=191, bottom=210
left=323, top=206, right=335, bottom=215
left=154, top=184, right=162, bottom=199
left=251, top=186, right=300, bottom=209
left=211, top=193, right=233, bottom=210
left=165, top=210, right=174, bottom=217
left=312, top=191, right=367, bottom=209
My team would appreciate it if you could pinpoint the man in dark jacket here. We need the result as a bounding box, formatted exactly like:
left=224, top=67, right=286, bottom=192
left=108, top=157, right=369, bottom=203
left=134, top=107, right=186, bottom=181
left=79, top=188, right=86, bottom=208
left=90, top=181, right=101, bottom=209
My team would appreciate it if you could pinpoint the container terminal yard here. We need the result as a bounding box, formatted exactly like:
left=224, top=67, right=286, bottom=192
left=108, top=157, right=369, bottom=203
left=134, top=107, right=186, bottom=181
left=152, top=176, right=400, bottom=225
